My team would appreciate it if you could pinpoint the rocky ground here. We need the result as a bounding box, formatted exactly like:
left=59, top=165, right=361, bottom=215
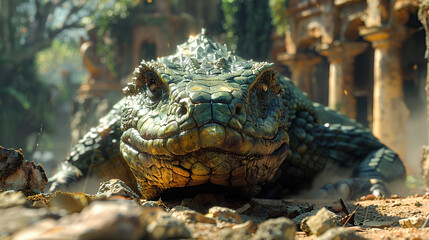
left=1, top=147, right=429, bottom=239
left=0, top=179, right=428, bottom=240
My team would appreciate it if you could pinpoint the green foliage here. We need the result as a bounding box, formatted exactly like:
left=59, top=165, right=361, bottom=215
left=405, top=175, right=424, bottom=191
left=87, top=1, right=137, bottom=41
left=221, top=0, right=272, bottom=61
left=0, top=0, right=114, bottom=152
left=0, top=60, right=57, bottom=152
left=0, top=86, right=31, bottom=110
left=83, top=0, right=138, bottom=76
left=269, top=0, right=288, bottom=36
left=36, top=40, right=86, bottom=86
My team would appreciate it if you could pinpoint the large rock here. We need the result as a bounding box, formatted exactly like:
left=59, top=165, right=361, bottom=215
left=0, top=191, right=28, bottom=208
left=11, top=200, right=148, bottom=239
left=218, top=228, right=249, bottom=240
left=306, top=208, right=337, bottom=236
left=253, top=217, right=296, bottom=240
left=12, top=199, right=194, bottom=240
left=0, top=206, right=64, bottom=238
left=317, top=227, right=368, bottom=240
left=48, top=192, right=89, bottom=214
left=293, top=209, right=319, bottom=226
left=96, top=179, right=140, bottom=200
left=0, top=147, right=47, bottom=194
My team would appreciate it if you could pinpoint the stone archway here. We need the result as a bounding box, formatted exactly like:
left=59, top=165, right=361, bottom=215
left=132, top=26, right=166, bottom=67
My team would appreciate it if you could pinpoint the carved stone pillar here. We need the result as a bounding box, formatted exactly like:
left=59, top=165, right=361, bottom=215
left=418, top=2, right=429, bottom=188
left=360, top=26, right=409, bottom=161
left=319, top=42, right=368, bottom=119
left=278, top=52, right=322, bottom=98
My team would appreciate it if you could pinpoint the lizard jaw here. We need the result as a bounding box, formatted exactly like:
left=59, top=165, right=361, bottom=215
left=120, top=137, right=289, bottom=199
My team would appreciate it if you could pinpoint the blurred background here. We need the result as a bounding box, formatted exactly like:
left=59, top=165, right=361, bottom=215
left=0, top=0, right=427, bottom=186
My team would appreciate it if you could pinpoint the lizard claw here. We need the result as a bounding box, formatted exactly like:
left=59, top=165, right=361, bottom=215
left=47, top=174, right=75, bottom=192
left=315, top=178, right=387, bottom=199
left=47, top=163, right=82, bottom=192
left=369, top=179, right=387, bottom=197
left=315, top=179, right=352, bottom=199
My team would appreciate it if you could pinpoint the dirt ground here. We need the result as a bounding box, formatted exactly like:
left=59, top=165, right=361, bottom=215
left=2, top=189, right=429, bottom=239
left=170, top=193, right=429, bottom=240
left=292, top=194, right=429, bottom=239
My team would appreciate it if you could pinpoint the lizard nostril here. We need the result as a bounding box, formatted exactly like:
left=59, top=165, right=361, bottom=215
left=235, top=105, right=242, bottom=115
left=235, top=103, right=245, bottom=116
left=177, top=105, right=188, bottom=117
left=230, top=100, right=246, bottom=124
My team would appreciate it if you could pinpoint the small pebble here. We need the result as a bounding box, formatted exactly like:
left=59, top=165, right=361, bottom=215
left=317, top=227, right=368, bottom=240
left=146, top=212, right=192, bottom=239
left=206, top=206, right=242, bottom=223
left=141, top=201, right=159, bottom=208
left=306, top=208, right=337, bottom=236
left=398, top=217, right=426, bottom=228
left=254, top=217, right=296, bottom=240
left=172, top=209, right=216, bottom=224
left=96, top=179, right=139, bottom=200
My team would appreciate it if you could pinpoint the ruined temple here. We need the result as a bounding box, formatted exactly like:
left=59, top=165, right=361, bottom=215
left=114, top=0, right=221, bottom=81
left=278, top=0, right=426, bottom=172
left=72, top=0, right=219, bottom=143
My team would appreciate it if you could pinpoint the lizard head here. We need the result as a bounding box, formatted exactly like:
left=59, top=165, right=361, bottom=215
left=120, top=32, right=290, bottom=199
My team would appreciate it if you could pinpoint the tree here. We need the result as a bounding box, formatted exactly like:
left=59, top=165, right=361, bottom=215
left=0, top=0, right=88, bottom=75
left=0, top=0, right=131, bottom=152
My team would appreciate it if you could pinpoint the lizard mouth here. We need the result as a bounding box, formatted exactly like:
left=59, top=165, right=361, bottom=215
left=120, top=124, right=289, bottom=199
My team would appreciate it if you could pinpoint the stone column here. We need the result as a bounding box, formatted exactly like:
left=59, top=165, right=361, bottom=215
left=278, top=52, right=322, bottom=98
left=360, top=26, right=409, bottom=161
left=418, top=2, right=429, bottom=188
left=319, top=42, right=368, bottom=119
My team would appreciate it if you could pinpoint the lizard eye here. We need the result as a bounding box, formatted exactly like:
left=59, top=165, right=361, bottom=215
left=142, top=71, right=162, bottom=100
left=146, top=71, right=160, bottom=93
left=149, top=78, right=158, bottom=92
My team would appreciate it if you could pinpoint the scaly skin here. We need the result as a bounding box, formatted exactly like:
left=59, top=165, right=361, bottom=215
left=49, top=32, right=406, bottom=199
